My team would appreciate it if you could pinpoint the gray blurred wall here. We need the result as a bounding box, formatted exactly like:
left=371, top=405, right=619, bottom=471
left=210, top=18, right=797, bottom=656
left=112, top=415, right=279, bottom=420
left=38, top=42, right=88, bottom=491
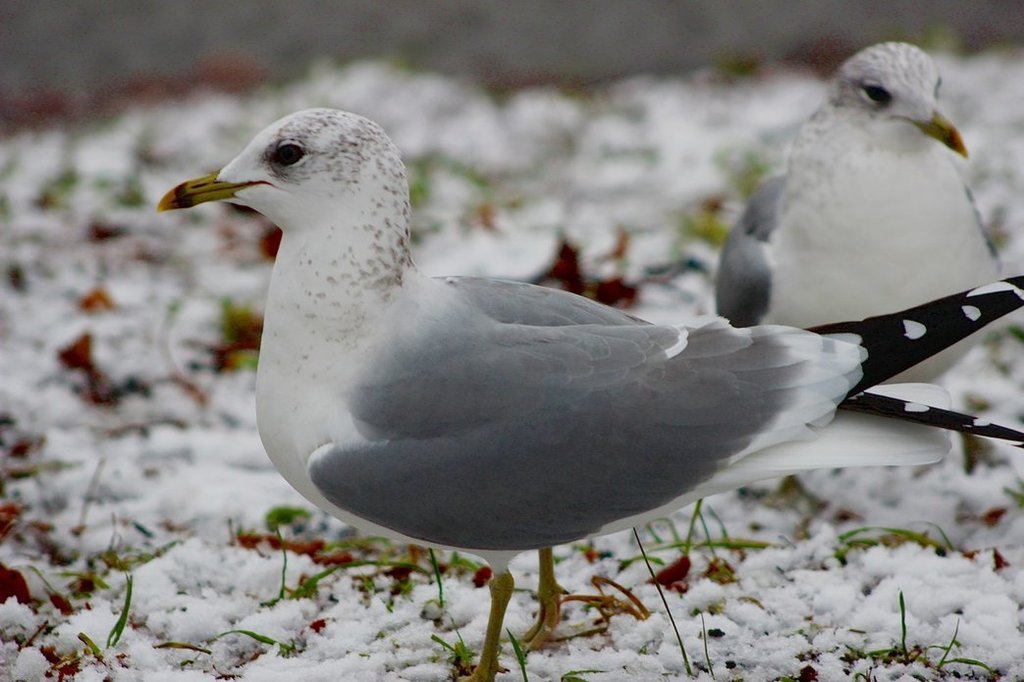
left=2, top=0, right=1023, bottom=122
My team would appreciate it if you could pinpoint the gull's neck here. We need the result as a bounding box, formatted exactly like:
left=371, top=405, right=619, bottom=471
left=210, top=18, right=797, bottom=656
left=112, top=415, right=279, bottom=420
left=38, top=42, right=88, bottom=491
left=256, top=181, right=418, bottom=437
left=263, top=185, right=414, bottom=346
left=254, top=185, right=418, bottom=475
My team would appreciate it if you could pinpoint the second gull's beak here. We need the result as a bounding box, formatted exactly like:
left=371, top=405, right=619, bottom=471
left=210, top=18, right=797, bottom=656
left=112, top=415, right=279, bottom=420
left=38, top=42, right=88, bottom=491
left=911, top=111, right=968, bottom=158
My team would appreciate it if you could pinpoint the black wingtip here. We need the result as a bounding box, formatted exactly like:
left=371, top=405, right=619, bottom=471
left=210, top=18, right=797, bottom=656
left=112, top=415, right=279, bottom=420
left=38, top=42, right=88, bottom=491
left=842, top=391, right=1024, bottom=446
left=810, top=276, right=1024, bottom=395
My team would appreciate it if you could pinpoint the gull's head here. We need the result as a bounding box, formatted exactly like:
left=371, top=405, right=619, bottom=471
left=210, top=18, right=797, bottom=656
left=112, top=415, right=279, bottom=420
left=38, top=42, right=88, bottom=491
left=829, top=42, right=966, bottom=157
left=158, top=108, right=410, bottom=232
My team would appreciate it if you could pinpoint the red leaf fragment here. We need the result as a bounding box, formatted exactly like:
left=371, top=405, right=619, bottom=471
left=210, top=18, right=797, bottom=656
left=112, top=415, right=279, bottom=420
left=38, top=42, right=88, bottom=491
left=49, top=591, right=74, bottom=615
left=592, top=276, right=638, bottom=307
left=472, top=566, right=493, bottom=588
left=9, top=437, right=44, bottom=459
left=54, top=659, right=81, bottom=681
left=0, top=502, right=22, bottom=542
left=87, top=222, right=128, bottom=242
left=385, top=565, right=414, bottom=582
left=315, top=551, right=355, bottom=566
left=56, top=332, right=132, bottom=406
left=799, top=664, right=819, bottom=682
left=544, top=239, right=585, bottom=295
left=309, top=618, right=328, bottom=633
left=58, top=333, right=96, bottom=373
left=68, top=576, right=97, bottom=596
left=653, top=554, right=691, bottom=593
left=982, top=507, right=1008, bottom=527
left=236, top=532, right=357, bottom=566
left=78, top=286, right=116, bottom=313
left=235, top=532, right=323, bottom=556
left=993, top=548, right=1010, bottom=571
left=0, top=563, right=31, bottom=604
left=538, top=236, right=640, bottom=308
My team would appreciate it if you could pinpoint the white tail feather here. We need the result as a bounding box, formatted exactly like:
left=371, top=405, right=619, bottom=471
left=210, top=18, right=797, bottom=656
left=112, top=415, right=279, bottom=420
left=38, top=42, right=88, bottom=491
left=706, top=383, right=950, bottom=489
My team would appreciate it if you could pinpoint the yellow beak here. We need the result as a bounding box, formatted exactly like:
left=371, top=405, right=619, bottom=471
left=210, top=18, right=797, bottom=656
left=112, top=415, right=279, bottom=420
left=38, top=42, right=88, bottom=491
left=912, top=112, right=968, bottom=158
left=157, top=172, right=262, bottom=211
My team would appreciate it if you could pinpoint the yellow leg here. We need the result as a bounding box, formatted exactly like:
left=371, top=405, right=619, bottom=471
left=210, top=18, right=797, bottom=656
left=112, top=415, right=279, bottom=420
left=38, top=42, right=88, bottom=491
left=522, top=547, right=566, bottom=649
left=460, top=570, right=515, bottom=682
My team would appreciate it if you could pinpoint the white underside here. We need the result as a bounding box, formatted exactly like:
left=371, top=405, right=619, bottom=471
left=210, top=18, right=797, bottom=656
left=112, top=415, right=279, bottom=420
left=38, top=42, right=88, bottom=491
left=766, top=116, right=998, bottom=380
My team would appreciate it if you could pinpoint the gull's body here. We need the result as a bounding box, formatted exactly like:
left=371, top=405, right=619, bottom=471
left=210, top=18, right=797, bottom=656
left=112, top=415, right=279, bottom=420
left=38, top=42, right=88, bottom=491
left=160, top=108, right=1024, bottom=681
left=716, top=42, right=998, bottom=380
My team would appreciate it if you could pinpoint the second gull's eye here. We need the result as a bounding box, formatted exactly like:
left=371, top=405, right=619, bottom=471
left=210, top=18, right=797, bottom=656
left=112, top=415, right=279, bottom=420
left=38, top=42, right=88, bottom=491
left=862, top=84, right=892, bottom=105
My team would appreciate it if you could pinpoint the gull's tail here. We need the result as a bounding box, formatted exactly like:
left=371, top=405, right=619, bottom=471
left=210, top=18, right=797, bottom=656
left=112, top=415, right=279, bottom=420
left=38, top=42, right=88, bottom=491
left=810, top=276, right=1024, bottom=394
left=807, top=275, right=1024, bottom=445
left=842, top=390, right=1024, bottom=447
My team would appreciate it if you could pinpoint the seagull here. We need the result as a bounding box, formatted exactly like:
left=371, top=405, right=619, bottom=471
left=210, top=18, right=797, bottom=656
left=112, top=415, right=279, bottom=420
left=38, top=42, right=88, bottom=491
left=159, top=108, right=1024, bottom=681
left=716, top=42, right=999, bottom=380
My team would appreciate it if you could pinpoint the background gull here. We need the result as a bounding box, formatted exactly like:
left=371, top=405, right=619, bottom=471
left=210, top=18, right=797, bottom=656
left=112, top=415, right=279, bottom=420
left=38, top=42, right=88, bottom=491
left=159, top=108, right=1024, bottom=681
left=715, top=42, right=999, bottom=380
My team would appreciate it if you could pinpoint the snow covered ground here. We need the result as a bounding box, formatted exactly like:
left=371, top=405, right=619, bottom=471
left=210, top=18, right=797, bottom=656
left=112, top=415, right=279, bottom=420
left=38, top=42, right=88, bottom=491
left=3, top=48, right=1024, bottom=681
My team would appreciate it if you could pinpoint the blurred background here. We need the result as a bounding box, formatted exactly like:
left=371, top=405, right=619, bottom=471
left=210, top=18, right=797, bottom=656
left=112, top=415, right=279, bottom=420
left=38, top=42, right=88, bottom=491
left=3, top=0, right=1024, bottom=129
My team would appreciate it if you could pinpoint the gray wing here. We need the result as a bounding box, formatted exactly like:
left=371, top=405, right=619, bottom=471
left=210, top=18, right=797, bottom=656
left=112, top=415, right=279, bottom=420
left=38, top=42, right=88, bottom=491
left=715, top=176, right=785, bottom=326
left=309, top=279, right=845, bottom=551
left=442, top=276, right=647, bottom=326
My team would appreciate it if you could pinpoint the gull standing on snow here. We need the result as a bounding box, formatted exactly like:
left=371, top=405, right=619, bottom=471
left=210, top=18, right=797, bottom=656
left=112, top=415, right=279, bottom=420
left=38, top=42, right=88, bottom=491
left=159, top=108, right=1024, bottom=681
left=716, top=42, right=998, bottom=379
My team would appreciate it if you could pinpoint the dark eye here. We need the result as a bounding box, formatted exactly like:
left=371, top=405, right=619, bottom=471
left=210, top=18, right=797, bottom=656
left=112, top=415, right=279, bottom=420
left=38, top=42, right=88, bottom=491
left=271, top=142, right=304, bottom=166
left=862, top=84, right=892, bottom=105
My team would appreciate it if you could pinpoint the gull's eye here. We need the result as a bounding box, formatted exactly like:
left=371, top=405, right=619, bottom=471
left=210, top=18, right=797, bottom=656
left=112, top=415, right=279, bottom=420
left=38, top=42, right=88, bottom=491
left=862, top=84, right=892, bottom=105
left=271, top=142, right=305, bottom=166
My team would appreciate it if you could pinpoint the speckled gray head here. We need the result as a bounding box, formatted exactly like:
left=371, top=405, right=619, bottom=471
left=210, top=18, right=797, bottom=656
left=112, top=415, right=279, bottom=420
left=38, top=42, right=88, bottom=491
left=826, top=42, right=966, bottom=156
left=159, top=108, right=412, bottom=233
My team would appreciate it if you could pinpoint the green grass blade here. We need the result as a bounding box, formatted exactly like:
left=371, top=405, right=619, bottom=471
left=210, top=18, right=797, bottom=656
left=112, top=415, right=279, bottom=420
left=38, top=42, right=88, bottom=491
left=78, top=632, right=103, bottom=659
left=633, top=527, right=692, bottom=676
left=700, top=612, right=716, bottom=679
left=153, top=641, right=213, bottom=655
left=106, top=574, right=133, bottom=649
left=429, top=548, right=445, bottom=608
left=936, top=618, right=959, bottom=668
left=507, top=629, right=529, bottom=681
left=898, top=591, right=908, bottom=657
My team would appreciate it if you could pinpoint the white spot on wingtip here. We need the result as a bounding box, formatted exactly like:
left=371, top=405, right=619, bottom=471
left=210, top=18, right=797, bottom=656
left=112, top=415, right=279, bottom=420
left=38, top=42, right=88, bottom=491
left=904, top=402, right=930, bottom=413
left=902, top=319, right=927, bottom=340
left=973, top=417, right=991, bottom=427
left=967, top=281, right=1024, bottom=301
left=961, top=305, right=981, bottom=321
